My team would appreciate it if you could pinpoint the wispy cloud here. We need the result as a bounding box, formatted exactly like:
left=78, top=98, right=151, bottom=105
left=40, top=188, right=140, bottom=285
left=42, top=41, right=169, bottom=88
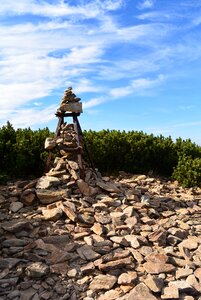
left=0, top=105, right=57, bottom=128
left=0, top=81, right=57, bottom=109
left=137, top=0, right=155, bottom=10
left=0, top=0, right=123, bottom=18
left=109, top=75, right=165, bottom=98
left=83, top=97, right=106, bottom=109
left=74, top=79, right=102, bottom=94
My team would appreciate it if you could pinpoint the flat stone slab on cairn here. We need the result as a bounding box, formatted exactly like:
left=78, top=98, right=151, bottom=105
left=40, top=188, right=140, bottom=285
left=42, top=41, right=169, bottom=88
left=59, top=102, right=82, bottom=113
left=57, top=87, right=83, bottom=114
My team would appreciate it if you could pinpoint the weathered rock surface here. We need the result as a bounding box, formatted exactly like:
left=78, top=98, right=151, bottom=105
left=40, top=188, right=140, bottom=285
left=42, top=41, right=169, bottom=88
left=0, top=173, right=201, bottom=299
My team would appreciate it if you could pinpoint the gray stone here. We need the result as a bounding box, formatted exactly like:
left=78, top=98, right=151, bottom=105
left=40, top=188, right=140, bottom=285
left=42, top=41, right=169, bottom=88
left=36, top=189, right=66, bottom=204
left=1, top=220, right=32, bottom=233
left=2, top=239, right=29, bottom=247
left=77, top=245, right=101, bottom=261
left=9, top=201, right=23, bottom=212
left=96, top=180, right=121, bottom=193
left=0, top=258, right=22, bottom=270
left=7, top=290, right=21, bottom=299
left=36, top=176, right=60, bottom=189
left=42, top=234, right=70, bottom=244
left=19, top=288, right=37, bottom=300
left=25, top=262, right=49, bottom=278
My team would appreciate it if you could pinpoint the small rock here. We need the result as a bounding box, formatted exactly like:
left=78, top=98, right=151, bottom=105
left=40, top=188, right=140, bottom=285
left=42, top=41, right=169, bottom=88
left=36, top=189, right=66, bottom=204
left=67, top=268, right=78, bottom=277
left=2, top=239, right=28, bottom=247
left=148, top=229, right=167, bottom=245
left=143, top=253, right=175, bottom=274
left=9, top=201, right=23, bottom=212
left=99, top=257, right=134, bottom=272
left=161, top=286, right=179, bottom=299
left=169, top=280, right=196, bottom=294
left=19, top=288, right=37, bottom=300
left=77, top=179, right=97, bottom=196
left=54, top=283, right=66, bottom=295
left=36, top=176, right=60, bottom=189
left=117, top=283, right=157, bottom=300
left=176, top=267, right=193, bottom=279
left=117, top=271, right=137, bottom=285
left=25, top=262, right=49, bottom=278
left=77, top=245, right=101, bottom=261
left=42, top=207, right=63, bottom=221
left=78, top=213, right=95, bottom=225
left=91, top=223, right=104, bottom=235
left=44, top=137, right=56, bottom=150
left=194, top=267, right=201, bottom=282
left=97, top=288, right=123, bottom=300
left=144, top=274, right=164, bottom=292
left=89, top=274, right=117, bottom=291
left=21, top=189, right=37, bottom=205
left=96, top=180, right=121, bottom=193
left=7, top=290, right=21, bottom=299
left=1, top=220, right=32, bottom=233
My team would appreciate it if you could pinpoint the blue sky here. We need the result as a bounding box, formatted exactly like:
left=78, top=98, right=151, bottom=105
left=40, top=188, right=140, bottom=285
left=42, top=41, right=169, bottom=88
left=0, top=0, right=201, bottom=145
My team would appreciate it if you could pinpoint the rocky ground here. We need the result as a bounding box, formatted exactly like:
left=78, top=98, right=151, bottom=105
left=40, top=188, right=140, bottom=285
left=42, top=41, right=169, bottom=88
left=0, top=173, right=201, bottom=300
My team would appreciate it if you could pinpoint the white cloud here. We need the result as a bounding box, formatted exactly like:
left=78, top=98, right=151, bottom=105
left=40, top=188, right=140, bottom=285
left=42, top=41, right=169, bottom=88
left=74, top=79, right=102, bottom=94
left=109, top=86, right=132, bottom=98
left=137, top=0, right=155, bottom=10
left=0, top=3, right=170, bottom=113
left=83, top=97, right=106, bottom=109
left=172, top=121, right=201, bottom=128
left=0, top=0, right=123, bottom=18
left=0, top=105, right=57, bottom=128
left=81, top=75, right=165, bottom=110
left=0, top=81, right=57, bottom=109
left=110, top=75, right=165, bottom=98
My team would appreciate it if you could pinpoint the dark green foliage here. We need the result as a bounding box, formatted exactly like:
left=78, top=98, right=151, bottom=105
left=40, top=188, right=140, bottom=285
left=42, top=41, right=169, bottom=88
left=172, top=155, right=201, bottom=187
left=0, top=122, right=52, bottom=178
left=84, top=130, right=178, bottom=176
left=0, top=122, right=200, bottom=187
left=0, top=121, right=16, bottom=174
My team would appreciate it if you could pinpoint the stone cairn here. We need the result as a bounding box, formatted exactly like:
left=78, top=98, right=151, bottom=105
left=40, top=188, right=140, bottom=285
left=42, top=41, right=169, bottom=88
left=0, top=89, right=201, bottom=299
left=43, top=87, right=99, bottom=197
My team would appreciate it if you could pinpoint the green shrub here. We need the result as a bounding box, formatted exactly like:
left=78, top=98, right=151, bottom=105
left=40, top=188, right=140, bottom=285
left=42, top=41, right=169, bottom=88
left=0, top=122, right=201, bottom=187
left=84, top=130, right=177, bottom=176
left=0, top=122, right=52, bottom=178
left=172, top=155, right=201, bottom=187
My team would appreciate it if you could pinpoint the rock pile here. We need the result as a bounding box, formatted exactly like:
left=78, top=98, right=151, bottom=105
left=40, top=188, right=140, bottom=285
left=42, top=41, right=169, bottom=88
left=0, top=174, right=201, bottom=300
left=44, top=122, right=86, bottom=186
left=56, top=87, right=82, bottom=114
left=44, top=86, right=95, bottom=191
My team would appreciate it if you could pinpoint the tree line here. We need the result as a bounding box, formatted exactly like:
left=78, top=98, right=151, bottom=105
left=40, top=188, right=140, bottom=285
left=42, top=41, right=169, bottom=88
left=0, top=122, right=201, bottom=187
